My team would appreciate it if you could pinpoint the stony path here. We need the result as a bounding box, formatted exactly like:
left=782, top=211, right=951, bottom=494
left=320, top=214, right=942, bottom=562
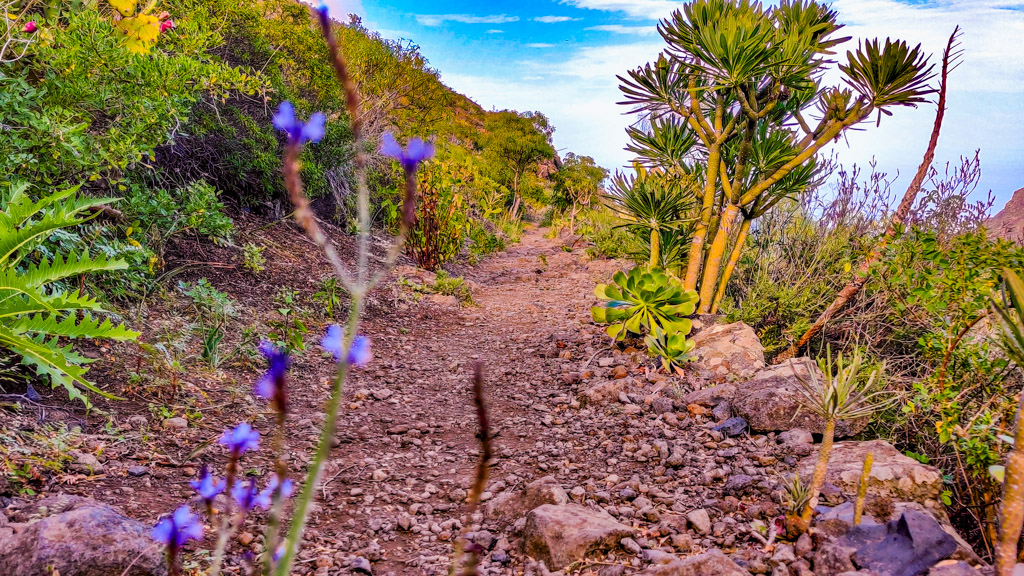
left=301, top=227, right=799, bottom=575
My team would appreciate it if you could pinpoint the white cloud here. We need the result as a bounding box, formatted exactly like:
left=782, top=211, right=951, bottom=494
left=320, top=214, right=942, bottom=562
left=560, top=0, right=685, bottom=19
left=526, top=43, right=557, bottom=48
left=486, top=29, right=504, bottom=34
left=415, top=14, right=519, bottom=26
left=586, top=24, right=659, bottom=35
left=534, top=15, right=581, bottom=23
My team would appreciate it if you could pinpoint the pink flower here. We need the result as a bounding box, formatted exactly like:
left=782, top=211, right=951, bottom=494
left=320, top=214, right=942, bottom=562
left=23, top=21, right=37, bottom=34
left=158, top=11, right=171, bottom=19
left=160, top=19, right=175, bottom=33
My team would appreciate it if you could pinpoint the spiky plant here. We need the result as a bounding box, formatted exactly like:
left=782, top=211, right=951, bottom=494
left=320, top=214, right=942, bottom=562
left=605, top=166, right=696, bottom=269
left=792, top=347, right=896, bottom=527
left=0, top=183, right=138, bottom=406
left=989, top=268, right=1024, bottom=576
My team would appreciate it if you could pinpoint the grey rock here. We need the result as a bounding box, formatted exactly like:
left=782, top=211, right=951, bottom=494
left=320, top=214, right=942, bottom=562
left=686, top=508, right=712, bottom=535
left=779, top=429, right=814, bottom=446
left=723, top=474, right=754, bottom=494
left=689, top=322, right=765, bottom=381
left=522, top=504, right=634, bottom=570
left=712, top=401, right=732, bottom=421
left=485, top=476, right=568, bottom=527
left=836, top=510, right=958, bottom=576
left=714, top=417, right=748, bottom=437
left=797, top=440, right=944, bottom=506
left=0, top=496, right=166, bottom=576
left=126, top=466, right=149, bottom=477
left=652, top=397, right=675, bottom=414
left=734, top=358, right=866, bottom=438
left=161, top=417, right=187, bottom=430
left=620, top=536, right=642, bottom=555
left=350, top=556, right=372, bottom=574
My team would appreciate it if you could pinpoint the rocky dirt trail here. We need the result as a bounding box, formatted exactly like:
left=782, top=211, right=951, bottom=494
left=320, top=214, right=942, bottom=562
left=1, top=225, right=986, bottom=576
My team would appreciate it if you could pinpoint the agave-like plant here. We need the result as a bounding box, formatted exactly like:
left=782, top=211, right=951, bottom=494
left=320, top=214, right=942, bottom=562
left=644, top=323, right=696, bottom=373
left=605, top=166, right=696, bottom=269
left=591, top=267, right=698, bottom=341
left=0, top=183, right=138, bottom=406
left=792, top=347, right=897, bottom=527
left=989, top=268, right=1024, bottom=576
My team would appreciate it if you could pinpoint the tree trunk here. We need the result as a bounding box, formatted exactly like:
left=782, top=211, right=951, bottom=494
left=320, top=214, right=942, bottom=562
left=802, top=418, right=836, bottom=525
left=784, top=28, right=957, bottom=359
left=510, top=194, right=522, bottom=220
left=997, top=395, right=1024, bottom=576
left=711, top=217, right=750, bottom=313
left=698, top=203, right=739, bottom=313
left=684, top=144, right=721, bottom=291
left=650, top=227, right=660, bottom=269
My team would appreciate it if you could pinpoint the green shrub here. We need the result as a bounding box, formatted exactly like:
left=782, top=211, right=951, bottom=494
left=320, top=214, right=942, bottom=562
left=243, top=243, right=266, bottom=273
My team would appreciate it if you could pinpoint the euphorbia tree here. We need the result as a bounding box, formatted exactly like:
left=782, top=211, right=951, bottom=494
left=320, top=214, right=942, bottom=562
left=619, top=0, right=934, bottom=312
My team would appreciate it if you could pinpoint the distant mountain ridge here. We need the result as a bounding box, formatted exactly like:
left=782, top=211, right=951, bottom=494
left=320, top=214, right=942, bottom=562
left=986, top=187, right=1024, bottom=242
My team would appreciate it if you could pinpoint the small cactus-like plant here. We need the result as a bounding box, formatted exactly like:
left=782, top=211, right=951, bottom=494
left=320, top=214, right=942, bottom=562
left=854, top=451, right=874, bottom=526
left=591, top=267, right=698, bottom=341
left=793, top=348, right=897, bottom=527
left=644, top=323, right=696, bottom=373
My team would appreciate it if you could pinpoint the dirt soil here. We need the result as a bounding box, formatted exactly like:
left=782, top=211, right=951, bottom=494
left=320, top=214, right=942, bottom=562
left=1, top=221, right=795, bottom=575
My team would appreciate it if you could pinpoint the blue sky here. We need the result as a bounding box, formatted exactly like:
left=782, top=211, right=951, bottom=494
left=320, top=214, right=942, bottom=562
left=327, top=0, right=1024, bottom=209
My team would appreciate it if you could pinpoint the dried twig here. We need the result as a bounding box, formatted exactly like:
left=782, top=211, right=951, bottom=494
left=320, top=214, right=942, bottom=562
left=451, top=363, right=491, bottom=576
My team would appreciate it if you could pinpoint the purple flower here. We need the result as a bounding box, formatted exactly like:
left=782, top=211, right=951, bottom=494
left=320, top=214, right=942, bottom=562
left=322, top=327, right=372, bottom=368
left=152, top=506, right=204, bottom=549
left=232, top=479, right=271, bottom=512
left=315, top=2, right=329, bottom=23
left=348, top=335, right=372, bottom=367
left=189, top=466, right=226, bottom=506
left=254, top=341, right=289, bottom=401
left=380, top=132, right=434, bottom=172
left=23, top=21, right=37, bottom=34
left=273, top=101, right=326, bottom=146
left=260, top=474, right=295, bottom=502
left=219, top=423, right=260, bottom=458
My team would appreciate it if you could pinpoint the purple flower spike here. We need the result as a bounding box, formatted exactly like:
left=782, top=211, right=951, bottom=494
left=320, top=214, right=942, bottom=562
left=152, top=506, right=204, bottom=549
left=273, top=101, right=326, bottom=146
left=348, top=335, right=371, bottom=368
left=255, top=341, right=289, bottom=401
left=219, top=423, right=260, bottom=458
left=380, top=132, right=434, bottom=172
left=321, top=327, right=371, bottom=368
left=315, top=1, right=329, bottom=23
left=190, top=466, right=226, bottom=507
left=232, top=479, right=271, bottom=512
left=260, top=474, right=295, bottom=502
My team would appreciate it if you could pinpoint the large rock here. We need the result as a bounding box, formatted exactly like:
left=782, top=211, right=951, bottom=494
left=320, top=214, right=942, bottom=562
left=689, top=322, right=764, bottom=381
left=485, top=476, right=568, bottom=527
left=0, top=495, right=167, bottom=576
left=521, top=504, right=633, bottom=570
left=637, top=549, right=751, bottom=575
left=797, top=440, right=944, bottom=506
left=831, top=509, right=958, bottom=576
left=734, top=357, right=866, bottom=437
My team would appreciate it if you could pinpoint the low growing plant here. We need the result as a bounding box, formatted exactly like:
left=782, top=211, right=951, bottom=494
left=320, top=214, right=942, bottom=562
left=591, top=267, right=698, bottom=341
left=644, top=323, right=695, bottom=373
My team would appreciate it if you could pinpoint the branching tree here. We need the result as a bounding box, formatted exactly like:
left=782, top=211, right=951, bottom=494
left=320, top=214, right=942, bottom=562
left=619, top=0, right=935, bottom=313
left=482, top=110, right=556, bottom=219
left=553, top=153, right=608, bottom=233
